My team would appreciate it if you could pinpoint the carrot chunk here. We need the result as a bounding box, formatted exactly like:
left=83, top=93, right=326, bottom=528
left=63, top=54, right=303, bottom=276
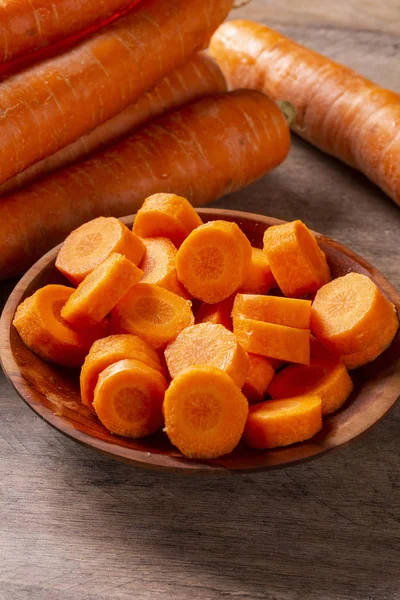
left=165, top=323, right=249, bottom=388
left=243, top=395, right=323, bottom=449
left=195, top=295, right=235, bottom=331
left=263, top=220, right=331, bottom=297
left=140, top=238, right=190, bottom=299
left=93, top=359, right=168, bottom=438
left=242, top=354, right=275, bottom=404
left=163, top=365, right=249, bottom=459
left=233, top=294, right=311, bottom=329
left=133, top=194, right=203, bottom=247
left=176, top=220, right=252, bottom=303
left=80, top=334, right=164, bottom=408
left=13, top=285, right=108, bottom=367
left=56, top=217, right=145, bottom=286
left=61, top=253, right=143, bottom=328
left=239, top=248, right=276, bottom=294
left=111, top=283, right=194, bottom=350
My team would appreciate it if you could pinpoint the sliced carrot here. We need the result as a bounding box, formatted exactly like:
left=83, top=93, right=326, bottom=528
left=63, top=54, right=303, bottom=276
left=140, top=237, right=190, bottom=299
left=163, top=365, right=249, bottom=459
left=56, top=217, right=144, bottom=286
left=195, top=295, right=235, bottom=331
left=133, top=194, right=203, bottom=247
left=165, top=323, right=249, bottom=388
left=111, top=283, right=194, bottom=350
left=263, top=220, right=331, bottom=297
left=242, top=354, right=275, bottom=404
left=243, top=395, right=323, bottom=449
left=233, top=294, right=311, bottom=329
left=93, top=359, right=168, bottom=438
left=13, top=285, right=108, bottom=367
left=239, top=248, right=276, bottom=294
left=176, top=220, right=252, bottom=304
left=233, top=317, right=310, bottom=365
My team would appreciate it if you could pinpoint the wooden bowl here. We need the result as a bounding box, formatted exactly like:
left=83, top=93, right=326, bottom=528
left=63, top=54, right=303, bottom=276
left=1, top=209, right=399, bottom=474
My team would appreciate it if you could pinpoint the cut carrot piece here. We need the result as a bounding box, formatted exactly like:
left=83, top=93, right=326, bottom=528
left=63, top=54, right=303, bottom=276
left=163, top=365, right=249, bottom=458
left=195, top=295, right=235, bottom=331
left=111, top=283, right=194, bottom=350
left=56, top=217, right=145, bottom=286
left=140, top=238, right=190, bottom=299
left=165, top=323, right=249, bottom=388
left=243, top=395, right=323, bottom=449
left=233, top=294, right=311, bottom=329
left=13, top=285, right=108, bottom=367
left=268, top=358, right=353, bottom=415
left=176, top=220, right=252, bottom=303
left=80, top=334, right=164, bottom=408
left=242, top=354, right=275, bottom=404
left=263, top=220, right=331, bottom=297
left=233, top=317, right=310, bottom=364
left=239, top=248, right=276, bottom=294
left=93, top=359, right=168, bottom=438
left=133, top=194, right=203, bottom=247
left=61, top=254, right=143, bottom=328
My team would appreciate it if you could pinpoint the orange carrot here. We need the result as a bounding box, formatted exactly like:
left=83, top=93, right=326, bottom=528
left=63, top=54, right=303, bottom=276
left=0, top=90, right=290, bottom=281
left=176, top=220, right=252, bottom=303
left=163, top=365, right=249, bottom=459
left=13, top=284, right=109, bottom=367
left=195, top=295, right=235, bottom=331
left=263, top=221, right=331, bottom=297
left=238, top=248, right=276, bottom=294
left=139, top=238, right=190, bottom=299
left=233, top=294, right=311, bottom=329
left=242, top=354, right=275, bottom=404
left=0, top=53, right=227, bottom=196
left=93, top=358, right=168, bottom=438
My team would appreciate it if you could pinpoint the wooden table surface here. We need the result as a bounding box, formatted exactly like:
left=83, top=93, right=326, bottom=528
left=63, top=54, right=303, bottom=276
left=1, top=2, right=400, bottom=599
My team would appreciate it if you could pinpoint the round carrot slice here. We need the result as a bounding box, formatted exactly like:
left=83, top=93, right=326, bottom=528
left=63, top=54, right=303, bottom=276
left=165, top=323, right=249, bottom=388
left=238, top=247, right=276, bottom=294
left=163, top=365, right=249, bottom=459
left=195, top=295, right=235, bottom=330
left=242, top=354, right=275, bottom=404
left=176, top=220, right=252, bottom=303
left=140, top=237, right=190, bottom=298
left=93, top=359, right=168, bottom=438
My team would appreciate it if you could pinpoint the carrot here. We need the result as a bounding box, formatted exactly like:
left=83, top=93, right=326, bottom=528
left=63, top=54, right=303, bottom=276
left=242, top=354, right=275, bottom=405
left=233, top=294, right=311, bottom=329
left=176, top=220, right=252, bottom=304
left=263, top=221, right=331, bottom=297
left=233, top=317, right=310, bottom=365
left=243, top=395, right=322, bottom=449
left=195, top=295, right=235, bottom=331
left=0, top=90, right=290, bottom=281
left=163, top=365, right=249, bottom=459
left=0, top=0, right=233, bottom=187
left=0, top=53, right=227, bottom=196
left=268, top=358, right=354, bottom=416
left=164, top=323, right=249, bottom=388
left=56, top=217, right=144, bottom=286
left=238, top=248, right=276, bottom=294
left=311, top=273, right=399, bottom=367
left=13, top=284, right=109, bottom=367
left=92, top=359, right=168, bottom=438
left=80, top=334, right=164, bottom=408
left=134, top=194, right=203, bottom=248
left=139, top=238, right=190, bottom=299
left=111, top=283, right=194, bottom=350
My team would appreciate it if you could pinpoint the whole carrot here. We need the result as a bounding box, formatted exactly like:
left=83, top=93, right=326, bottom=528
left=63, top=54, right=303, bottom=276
left=210, top=20, right=400, bottom=208
left=0, top=0, right=233, bottom=186
left=0, top=89, right=290, bottom=280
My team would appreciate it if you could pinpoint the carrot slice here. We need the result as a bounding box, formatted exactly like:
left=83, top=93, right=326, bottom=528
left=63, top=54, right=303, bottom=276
left=263, top=220, right=331, bottom=297
left=111, top=283, right=194, bottom=350
left=140, top=238, right=190, bottom=299
left=243, top=395, right=323, bottom=449
left=13, top=285, right=108, bottom=367
left=242, top=354, right=275, bottom=404
left=93, top=359, right=168, bottom=438
left=176, top=220, right=252, bottom=303
left=233, top=317, right=310, bottom=364
left=133, top=194, right=203, bottom=247
left=195, top=295, right=235, bottom=330
left=233, top=294, right=311, bottom=329
left=165, top=323, right=249, bottom=388
left=268, top=358, right=353, bottom=415
left=239, top=248, right=276, bottom=294
left=56, top=217, right=144, bottom=286
left=163, top=365, right=249, bottom=458
left=61, top=253, right=143, bottom=328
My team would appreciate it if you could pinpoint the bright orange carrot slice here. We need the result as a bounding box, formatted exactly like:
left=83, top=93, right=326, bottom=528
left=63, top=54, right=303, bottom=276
left=263, top=220, right=331, bottom=297
left=139, top=237, right=190, bottom=299
left=233, top=294, right=311, bottom=329
left=93, top=359, right=168, bottom=438
left=239, top=247, right=276, bottom=294
left=163, top=365, right=249, bottom=459
left=165, top=323, right=249, bottom=388
left=176, top=220, right=252, bottom=303
left=13, top=285, right=108, bottom=367
left=195, top=295, right=235, bottom=330
left=242, top=354, right=275, bottom=404
left=243, top=395, right=323, bottom=449
left=111, top=283, right=194, bottom=350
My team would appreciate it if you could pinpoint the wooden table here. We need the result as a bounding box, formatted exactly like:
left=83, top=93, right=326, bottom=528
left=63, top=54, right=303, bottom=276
left=1, top=2, right=399, bottom=599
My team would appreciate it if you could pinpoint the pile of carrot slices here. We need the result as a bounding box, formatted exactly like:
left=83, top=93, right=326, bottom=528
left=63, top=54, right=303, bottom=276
left=13, top=194, right=399, bottom=459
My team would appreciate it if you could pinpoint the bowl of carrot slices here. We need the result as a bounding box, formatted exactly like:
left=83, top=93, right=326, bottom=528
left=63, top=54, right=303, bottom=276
left=1, top=197, right=399, bottom=474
